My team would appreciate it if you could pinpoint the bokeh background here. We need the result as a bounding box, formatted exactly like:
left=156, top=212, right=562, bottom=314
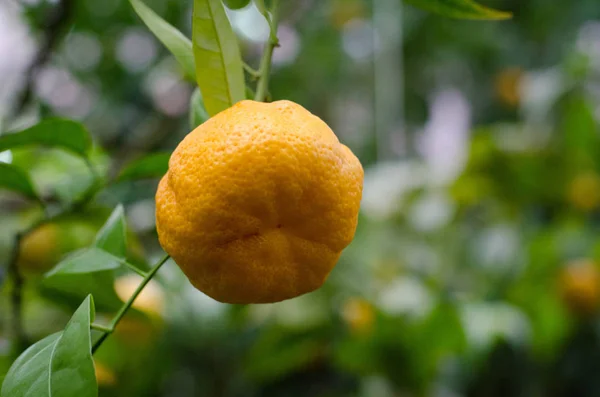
left=3, top=0, right=600, bottom=396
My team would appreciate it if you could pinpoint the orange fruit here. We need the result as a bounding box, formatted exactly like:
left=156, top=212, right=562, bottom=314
left=18, top=223, right=61, bottom=274
left=114, top=274, right=165, bottom=317
left=341, top=297, right=374, bottom=334
left=155, top=100, right=363, bottom=304
left=94, top=360, right=117, bottom=387
left=567, top=172, right=600, bottom=211
left=559, top=259, right=600, bottom=316
left=494, top=67, right=523, bottom=108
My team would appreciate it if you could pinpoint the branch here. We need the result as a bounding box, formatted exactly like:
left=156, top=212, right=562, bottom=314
left=7, top=233, right=26, bottom=353
left=13, top=0, right=75, bottom=116
left=92, top=254, right=170, bottom=353
left=6, top=169, right=102, bottom=353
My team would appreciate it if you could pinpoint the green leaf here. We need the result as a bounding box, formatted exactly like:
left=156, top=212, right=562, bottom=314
left=118, top=152, right=170, bottom=182
left=0, top=163, right=39, bottom=201
left=1, top=296, right=97, bottom=397
left=94, top=205, right=127, bottom=258
left=223, top=0, right=251, bottom=10
left=404, top=0, right=512, bottom=20
left=244, top=326, right=323, bottom=383
left=193, top=0, right=246, bottom=116
left=42, top=272, right=123, bottom=313
left=189, top=88, right=210, bottom=129
left=0, top=119, right=92, bottom=158
left=45, top=248, right=122, bottom=277
left=253, top=0, right=267, bottom=15
left=129, top=0, right=196, bottom=80
left=42, top=207, right=130, bottom=312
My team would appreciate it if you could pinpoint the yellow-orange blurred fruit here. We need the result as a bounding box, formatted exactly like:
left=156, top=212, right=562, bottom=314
left=94, top=360, right=117, bottom=387
left=156, top=100, right=364, bottom=304
left=330, top=0, right=366, bottom=30
left=341, top=298, right=374, bottom=334
left=559, top=259, right=600, bottom=316
left=17, top=219, right=98, bottom=275
left=494, top=68, right=523, bottom=108
left=114, top=274, right=164, bottom=317
left=18, top=224, right=60, bottom=274
left=113, top=315, right=159, bottom=347
left=567, top=172, right=600, bottom=211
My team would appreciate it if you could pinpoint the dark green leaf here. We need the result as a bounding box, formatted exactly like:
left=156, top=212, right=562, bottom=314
left=404, top=0, right=511, bottom=20
left=94, top=205, right=127, bottom=258
left=0, top=163, right=39, bottom=201
left=223, top=0, right=251, bottom=10
left=118, top=152, right=170, bottom=182
left=45, top=248, right=122, bottom=277
left=0, top=119, right=92, bottom=158
left=42, top=207, right=130, bottom=312
left=189, top=88, right=210, bottom=129
left=129, top=0, right=196, bottom=80
left=1, top=296, right=97, bottom=397
left=42, top=272, right=123, bottom=313
left=244, top=326, right=323, bottom=382
left=193, top=0, right=246, bottom=116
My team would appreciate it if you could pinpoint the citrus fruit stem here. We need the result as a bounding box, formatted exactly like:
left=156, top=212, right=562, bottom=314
left=243, top=62, right=261, bottom=79
left=254, top=0, right=280, bottom=102
left=92, top=254, right=170, bottom=353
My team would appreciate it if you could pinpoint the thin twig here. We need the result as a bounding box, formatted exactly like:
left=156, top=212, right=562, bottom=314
left=13, top=0, right=75, bottom=116
left=243, top=62, right=261, bottom=79
left=92, top=254, right=170, bottom=353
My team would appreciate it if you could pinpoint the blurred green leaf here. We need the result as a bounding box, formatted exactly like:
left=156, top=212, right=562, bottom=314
left=129, top=0, right=196, bottom=80
left=118, top=152, right=170, bottom=182
left=0, top=119, right=92, bottom=158
left=0, top=163, right=39, bottom=201
left=189, top=88, right=210, bottom=129
left=223, top=0, right=251, bottom=10
left=45, top=248, right=122, bottom=277
left=1, top=296, right=97, bottom=397
left=193, top=0, right=245, bottom=116
left=244, top=326, right=323, bottom=383
left=412, top=302, right=466, bottom=381
left=253, top=0, right=266, bottom=14
left=561, top=94, right=600, bottom=169
left=42, top=271, right=123, bottom=313
left=42, top=207, right=130, bottom=311
left=404, top=0, right=512, bottom=20
left=94, top=205, right=127, bottom=258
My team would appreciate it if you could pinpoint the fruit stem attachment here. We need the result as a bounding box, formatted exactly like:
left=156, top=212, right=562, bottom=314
left=254, top=0, right=280, bottom=102
left=92, top=254, right=170, bottom=353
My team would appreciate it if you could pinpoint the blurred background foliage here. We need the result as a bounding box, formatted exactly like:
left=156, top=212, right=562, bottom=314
left=3, top=0, right=600, bottom=396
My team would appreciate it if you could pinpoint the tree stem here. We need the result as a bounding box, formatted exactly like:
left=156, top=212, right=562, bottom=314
left=254, top=0, right=280, bottom=102
left=8, top=233, right=27, bottom=353
left=7, top=173, right=102, bottom=353
left=92, top=254, right=170, bottom=353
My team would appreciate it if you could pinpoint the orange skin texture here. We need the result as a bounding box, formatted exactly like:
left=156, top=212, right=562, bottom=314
left=156, top=100, right=364, bottom=304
